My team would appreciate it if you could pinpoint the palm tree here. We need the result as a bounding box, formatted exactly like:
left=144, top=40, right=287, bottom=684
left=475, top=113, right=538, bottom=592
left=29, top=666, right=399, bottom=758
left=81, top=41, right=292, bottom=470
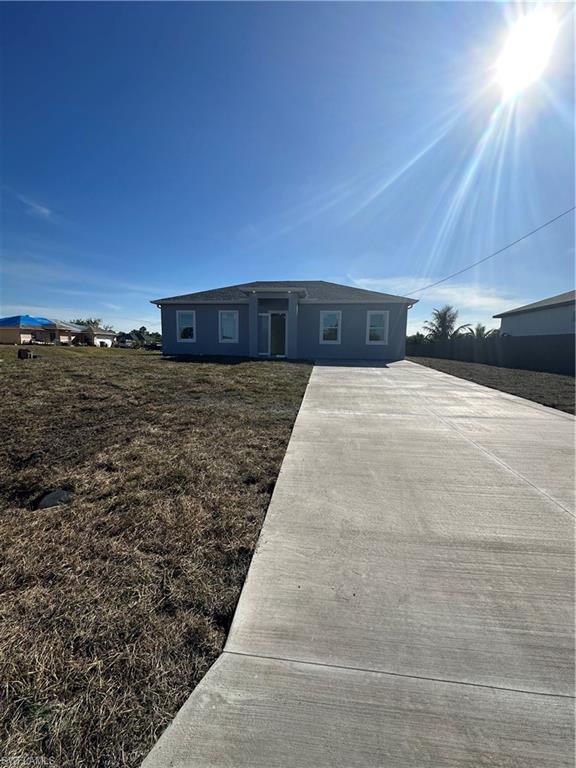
left=467, top=323, right=498, bottom=340
left=423, top=305, right=470, bottom=340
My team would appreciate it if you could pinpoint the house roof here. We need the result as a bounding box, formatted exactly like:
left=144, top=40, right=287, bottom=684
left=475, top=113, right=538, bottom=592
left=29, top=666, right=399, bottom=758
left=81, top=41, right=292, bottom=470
left=52, top=320, right=85, bottom=332
left=0, top=316, right=90, bottom=332
left=152, top=280, right=417, bottom=306
left=0, top=314, right=54, bottom=328
left=81, top=325, right=117, bottom=336
left=493, top=290, right=576, bottom=319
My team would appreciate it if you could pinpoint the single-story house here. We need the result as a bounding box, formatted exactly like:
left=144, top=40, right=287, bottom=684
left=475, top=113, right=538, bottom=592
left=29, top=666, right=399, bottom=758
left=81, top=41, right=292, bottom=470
left=0, top=315, right=84, bottom=345
left=76, top=325, right=117, bottom=347
left=0, top=314, right=52, bottom=344
left=151, top=280, right=417, bottom=360
left=52, top=320, right=86, bottom=344
left=494, top=290, right=576, bottom=336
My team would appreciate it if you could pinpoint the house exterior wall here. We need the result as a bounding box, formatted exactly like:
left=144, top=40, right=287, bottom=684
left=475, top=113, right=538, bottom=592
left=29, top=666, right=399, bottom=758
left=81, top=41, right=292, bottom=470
left=499, top=304, right=575, bottom=336
left=93, top=335, right=114, bottom=348
left=160, top=300, right=409, bottom=360
left=258, top=298, right=289, bottom=311
left=297, top=302, right=408, bottom=361
left=0, top=328, right=80, bottom=344
left=161, top=303, right=250, bottom=356
left=31, top=329, right=58, bottom=343
left=58, top=331, right=78, bottom=344
left=0, top=329, right=32, bottom=344
left=77, top=331, right=115, bottom=347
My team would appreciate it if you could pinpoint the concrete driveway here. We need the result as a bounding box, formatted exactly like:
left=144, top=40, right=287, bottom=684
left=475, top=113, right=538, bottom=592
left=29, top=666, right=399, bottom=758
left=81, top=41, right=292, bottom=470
left=143, top=361, right=574, bottom=767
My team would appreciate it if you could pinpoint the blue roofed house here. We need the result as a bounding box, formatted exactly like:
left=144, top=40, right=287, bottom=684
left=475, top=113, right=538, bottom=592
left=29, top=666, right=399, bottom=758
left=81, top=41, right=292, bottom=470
left=0, top=316, right=117, bottom=346
left=0, top=315, right=84, bottom=345
left=151, top=281, right=417, bottom=361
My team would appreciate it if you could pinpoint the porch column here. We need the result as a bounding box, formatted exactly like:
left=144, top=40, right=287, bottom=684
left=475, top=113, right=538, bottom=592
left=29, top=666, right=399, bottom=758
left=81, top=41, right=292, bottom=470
left=248, top=293, right=259, bottom=357
left=286, top=292, right=298, bottom=359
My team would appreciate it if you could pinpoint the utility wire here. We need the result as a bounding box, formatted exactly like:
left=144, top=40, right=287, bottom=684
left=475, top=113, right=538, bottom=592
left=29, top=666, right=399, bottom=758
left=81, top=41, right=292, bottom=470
left=408, top=205, right=576, bottom=295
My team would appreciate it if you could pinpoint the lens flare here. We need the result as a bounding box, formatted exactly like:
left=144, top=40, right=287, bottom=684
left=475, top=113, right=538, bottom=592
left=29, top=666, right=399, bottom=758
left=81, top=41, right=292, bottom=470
left=495, top=9, right=559, bottom=100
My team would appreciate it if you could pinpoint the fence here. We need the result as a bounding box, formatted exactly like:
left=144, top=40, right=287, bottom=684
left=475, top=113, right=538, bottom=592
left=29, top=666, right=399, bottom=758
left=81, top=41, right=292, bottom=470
left=406, top=334, right=575, bottom=376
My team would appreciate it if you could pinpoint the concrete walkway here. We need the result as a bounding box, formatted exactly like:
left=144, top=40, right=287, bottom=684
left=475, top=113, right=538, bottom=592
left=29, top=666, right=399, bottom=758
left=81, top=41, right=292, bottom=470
left=143, top=361, right=575, bottom=767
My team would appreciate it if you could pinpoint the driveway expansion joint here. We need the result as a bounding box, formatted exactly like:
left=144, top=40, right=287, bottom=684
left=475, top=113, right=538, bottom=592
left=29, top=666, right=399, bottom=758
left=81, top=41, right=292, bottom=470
left=425, top=404, right=576, bottom=519
left=224, top=650, right=576, bottom=700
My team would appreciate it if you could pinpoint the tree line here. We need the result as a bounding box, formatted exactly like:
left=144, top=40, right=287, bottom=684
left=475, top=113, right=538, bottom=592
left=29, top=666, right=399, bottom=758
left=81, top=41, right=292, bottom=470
left=70, top=318, right=162, bottom=343
left=70, top=317, right=115, bottom=331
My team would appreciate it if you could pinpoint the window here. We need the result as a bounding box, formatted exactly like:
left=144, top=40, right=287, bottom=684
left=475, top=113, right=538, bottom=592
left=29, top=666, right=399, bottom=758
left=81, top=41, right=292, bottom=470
left=176, top=311, right=196, bottom=342
left=320, top=310, right=341, bottom=344
left=366, top=311, right=389, bottom=345
left=219, top=310, right=239, bottom=343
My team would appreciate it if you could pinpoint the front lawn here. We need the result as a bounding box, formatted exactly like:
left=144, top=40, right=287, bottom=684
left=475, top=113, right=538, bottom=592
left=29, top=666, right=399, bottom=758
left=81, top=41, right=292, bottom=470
left=0, top=346, right=311, bottom=767
left=409, top=356, right=574, bottom=414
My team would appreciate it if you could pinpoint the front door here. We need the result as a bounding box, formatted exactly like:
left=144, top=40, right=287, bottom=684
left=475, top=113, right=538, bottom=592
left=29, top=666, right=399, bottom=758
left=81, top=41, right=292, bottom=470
left=270, top=313, right=286, bottom=357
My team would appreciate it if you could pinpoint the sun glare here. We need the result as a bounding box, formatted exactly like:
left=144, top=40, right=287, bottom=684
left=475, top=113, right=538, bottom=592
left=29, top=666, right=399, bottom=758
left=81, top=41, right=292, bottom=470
left=495, top=9, right=559, bottom=100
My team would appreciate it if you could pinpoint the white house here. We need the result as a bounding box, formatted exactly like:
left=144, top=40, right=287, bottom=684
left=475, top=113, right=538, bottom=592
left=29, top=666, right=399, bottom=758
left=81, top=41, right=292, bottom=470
left=494, top=290, right=575, bottom=336
left=77, top=325, right=117, bottom=347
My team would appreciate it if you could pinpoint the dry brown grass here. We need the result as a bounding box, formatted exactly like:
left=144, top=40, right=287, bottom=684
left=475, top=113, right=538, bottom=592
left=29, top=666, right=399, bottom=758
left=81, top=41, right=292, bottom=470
left=409, top=357, right=575, bottom=414
left=0, top=346, right=311, bottom=767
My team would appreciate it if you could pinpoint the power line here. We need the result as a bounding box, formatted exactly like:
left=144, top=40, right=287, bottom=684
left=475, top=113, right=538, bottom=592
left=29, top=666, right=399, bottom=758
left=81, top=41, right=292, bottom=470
left=408, top=205, right=576, bottom=296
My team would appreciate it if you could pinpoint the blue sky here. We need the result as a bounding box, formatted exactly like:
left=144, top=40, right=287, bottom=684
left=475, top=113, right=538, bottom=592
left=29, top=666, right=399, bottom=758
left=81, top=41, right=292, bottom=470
left=1, top=2, right=573, bottom=333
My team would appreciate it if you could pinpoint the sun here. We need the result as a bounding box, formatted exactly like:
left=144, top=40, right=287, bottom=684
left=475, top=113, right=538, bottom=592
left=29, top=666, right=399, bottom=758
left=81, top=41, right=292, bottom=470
left=495, top=8, right=559, bottom=100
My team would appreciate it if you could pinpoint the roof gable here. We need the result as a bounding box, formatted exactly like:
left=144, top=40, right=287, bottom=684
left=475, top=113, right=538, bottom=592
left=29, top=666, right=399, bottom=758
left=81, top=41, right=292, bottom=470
left=151, top=280, right=416, bottom=305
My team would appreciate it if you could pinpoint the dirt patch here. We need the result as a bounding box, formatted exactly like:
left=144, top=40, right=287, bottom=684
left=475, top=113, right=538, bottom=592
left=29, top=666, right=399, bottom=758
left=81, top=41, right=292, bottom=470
left=408, top=357, right=575, bottom=414
left=0, top=346, right=311, bottom=767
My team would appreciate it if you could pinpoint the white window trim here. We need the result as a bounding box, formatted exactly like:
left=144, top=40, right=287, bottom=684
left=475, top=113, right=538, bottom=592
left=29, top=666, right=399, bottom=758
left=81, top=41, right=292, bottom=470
left=176, top=310, right=196, bottom=343
left=218, top=310, right=239, bottom=344
left=319, top=310, right=342, bottom=345
left=366, top=310, right=389, bottom=345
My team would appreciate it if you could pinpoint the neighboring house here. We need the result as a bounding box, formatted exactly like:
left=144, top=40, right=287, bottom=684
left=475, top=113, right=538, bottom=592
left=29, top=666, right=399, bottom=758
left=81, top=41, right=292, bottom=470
left=52, top=320, right=85, bottom=344
left=116, top=332, right=138, bottom=348
left=494, top=290, right=576, bottom=336
left=0, top=314, right=52, bottom=344
left=0, top=315, right=83, bottom=344
left=151, top=280, right=417, bottom=360
left=77, top=325, right=117, bottom=347
left=117, top=329, right=161, bottom=348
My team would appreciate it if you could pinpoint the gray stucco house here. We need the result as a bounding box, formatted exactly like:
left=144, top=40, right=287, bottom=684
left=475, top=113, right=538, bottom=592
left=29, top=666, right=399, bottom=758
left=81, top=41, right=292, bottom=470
left=494, top=290, right=575, bottom=336
left=152, top=280, right=417, bottom=361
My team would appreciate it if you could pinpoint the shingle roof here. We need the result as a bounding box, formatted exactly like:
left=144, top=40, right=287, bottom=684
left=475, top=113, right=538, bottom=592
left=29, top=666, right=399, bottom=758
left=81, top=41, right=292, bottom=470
left=52, top=320, right=85, bottom=332
left=81, top=325, right=117, bottom=335
left=151, top=280, right=416, bottom=305
left=493, top=290, right=575, bottom=318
